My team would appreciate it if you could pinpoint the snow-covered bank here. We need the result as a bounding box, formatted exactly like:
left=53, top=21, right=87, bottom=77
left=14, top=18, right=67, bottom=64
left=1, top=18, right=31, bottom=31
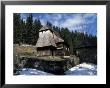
left=16, top=68, right=53, bottom=75
left=15, top=63, right=97, bottom=75
left=65, top=63, right=97, bottom=75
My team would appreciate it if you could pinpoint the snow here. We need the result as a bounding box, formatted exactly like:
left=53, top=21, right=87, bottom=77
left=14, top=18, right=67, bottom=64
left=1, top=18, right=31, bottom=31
left=16, top=68, right=53, bottom=75
left=65, top=63, right=97, bottom=75
left=16, top=63, right=97, bottom=76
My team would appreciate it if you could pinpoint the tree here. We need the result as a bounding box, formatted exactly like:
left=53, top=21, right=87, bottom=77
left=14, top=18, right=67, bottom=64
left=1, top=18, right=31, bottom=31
left=26, top=14, right=33, bottom=44
left=46, top=21, right=52, bottom=28
left=21, top=19, right=26, bottom=44
left=60, top=27, right=73, bottom=54
left=32, top=19, right=42, bottom=45
left=53, top=26, right=61, bottom=35
left=14, top=13, right=22, bottom=44
left=14, top=13, right=97, bottom=55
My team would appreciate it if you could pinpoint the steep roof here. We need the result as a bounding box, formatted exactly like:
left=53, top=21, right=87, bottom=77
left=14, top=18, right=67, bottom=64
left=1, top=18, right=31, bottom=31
left=39, top=25, right=62, bottom=38
left=39, top=25, right=51, bottom=32
left=36, top=25, right=64, bottom=48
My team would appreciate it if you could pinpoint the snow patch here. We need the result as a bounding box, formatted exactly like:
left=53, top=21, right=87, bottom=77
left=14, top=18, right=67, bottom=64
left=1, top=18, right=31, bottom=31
left=17, top=68, right=53, bottom=75
left=16, top=63, right=97, bottom=75
left=65, top=63, right=97, bottom=75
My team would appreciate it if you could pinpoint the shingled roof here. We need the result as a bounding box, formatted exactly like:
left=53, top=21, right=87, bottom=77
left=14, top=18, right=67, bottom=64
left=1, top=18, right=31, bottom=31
left=36, top=25, right=64, bottom=48
left=39, top=25, right=51, bottom=32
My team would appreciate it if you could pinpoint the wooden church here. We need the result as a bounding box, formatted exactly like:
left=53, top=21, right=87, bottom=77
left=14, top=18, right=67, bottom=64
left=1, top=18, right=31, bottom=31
left=36, top=25, right=70, bottom=56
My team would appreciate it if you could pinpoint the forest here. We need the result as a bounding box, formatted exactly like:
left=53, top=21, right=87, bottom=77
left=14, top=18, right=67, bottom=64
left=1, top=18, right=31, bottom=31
left=14, top=13, right=97, bottom=54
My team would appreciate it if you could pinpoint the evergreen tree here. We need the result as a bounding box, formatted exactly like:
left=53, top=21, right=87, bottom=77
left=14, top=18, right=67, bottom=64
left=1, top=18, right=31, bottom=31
left=32, top=19, right=42, bottom=45
left=60, top=27, right=73, bottom=54
left=46, top=21, right=52, bottom=28
left=13, top=13, right=97, bottom=55
left=14, top=13, right=22, bottom=44
left=21, top=19, right=26, bottom=44
left=26, top=14, right=33, bottom=44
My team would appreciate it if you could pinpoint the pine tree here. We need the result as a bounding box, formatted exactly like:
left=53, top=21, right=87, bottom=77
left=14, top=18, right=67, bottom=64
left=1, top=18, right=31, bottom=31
left=32, top=19, right=42, bottom=45
left=21, top=19, right=26, bottom=44
left=14, top=13, right=22, bottom=44
left=60, top=27, right=73, bottom=54
left=46, top=21, right=52, bottom=28
left=26, top=14, right=33, bottom=44
left=13, top=13, right=97, bottom=55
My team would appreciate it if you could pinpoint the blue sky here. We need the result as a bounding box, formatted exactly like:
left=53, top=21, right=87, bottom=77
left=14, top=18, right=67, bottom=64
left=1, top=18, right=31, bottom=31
left=20, top=13, right=97, bottom=36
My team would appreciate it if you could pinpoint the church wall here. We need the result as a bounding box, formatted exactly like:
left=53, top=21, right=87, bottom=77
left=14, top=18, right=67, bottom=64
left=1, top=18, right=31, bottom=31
left=37, top=49, right=51, bottom=56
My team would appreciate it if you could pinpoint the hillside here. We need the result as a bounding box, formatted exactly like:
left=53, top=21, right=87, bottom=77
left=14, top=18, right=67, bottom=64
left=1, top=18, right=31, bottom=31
left=14, top=44, right=37, bottom=57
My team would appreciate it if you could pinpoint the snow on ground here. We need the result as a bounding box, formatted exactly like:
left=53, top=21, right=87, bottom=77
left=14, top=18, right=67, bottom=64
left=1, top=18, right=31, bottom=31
left=17, top=68, right=53, bottom=75
left=65, top=63, right=97, bottom=75
left=16, top=63, right=97, bottom=75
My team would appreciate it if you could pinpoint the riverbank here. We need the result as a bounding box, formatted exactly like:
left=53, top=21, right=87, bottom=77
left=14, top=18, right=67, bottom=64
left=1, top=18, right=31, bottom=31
left=15, top=63, right=97, bottom=76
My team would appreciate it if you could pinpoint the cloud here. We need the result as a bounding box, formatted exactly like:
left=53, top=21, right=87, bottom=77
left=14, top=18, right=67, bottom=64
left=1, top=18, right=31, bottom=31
left=54, top=21, right=59, bottom=26
left=40, top=19, right=47, bottom=25
left=52, top=14, right=62, bottom=21
left=60, top=15, right=85, bottom=28
left=42, top=14, right=62, bottom=23
left=19, top=13, right=97, bottom=35
left=20, top=13, right=29, bottom=20
left=83, top=13, right=97, bottom=19
left=59, top=13, right=96, bottom=33
left=38, top=13, right=97, bottom=35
